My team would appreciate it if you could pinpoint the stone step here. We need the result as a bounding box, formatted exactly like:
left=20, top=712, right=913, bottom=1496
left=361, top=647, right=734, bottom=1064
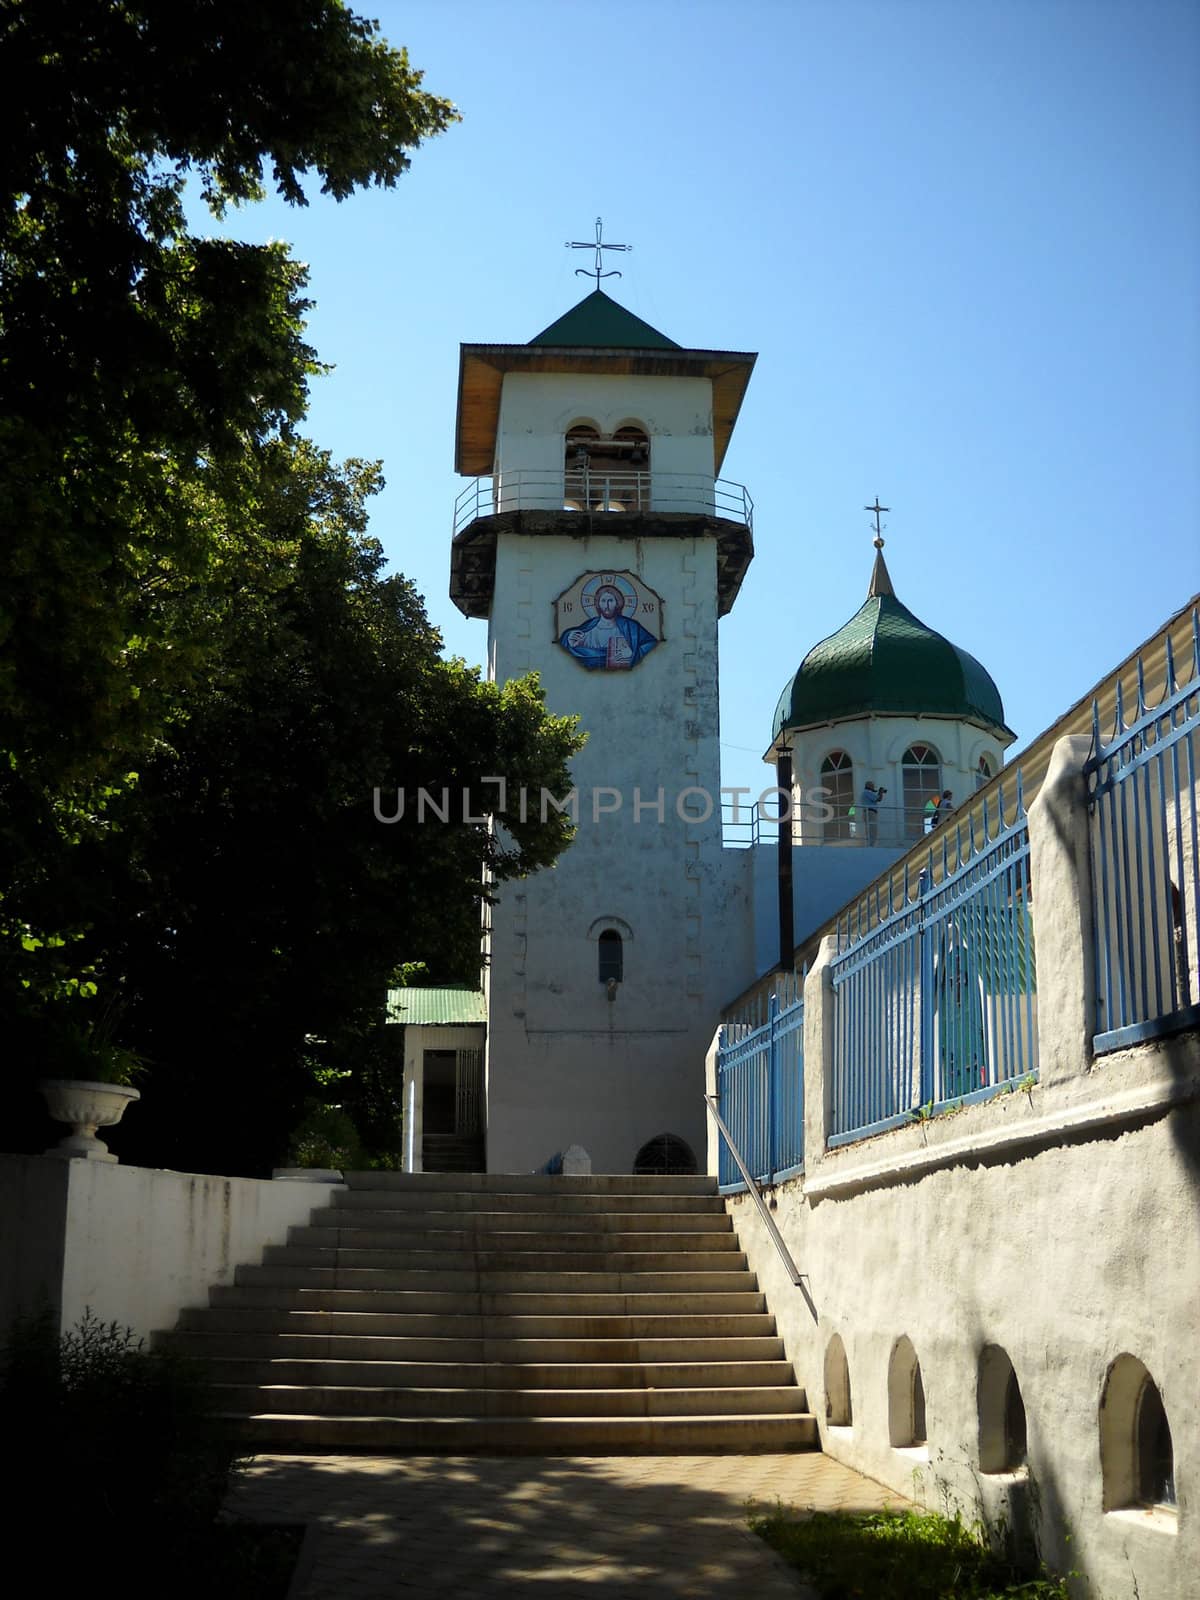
left=308, top=1208, right=734, bottom=1234
left=161, top=1332, right=787, bottom=1363
left=193, top=1357, right=801, bottom=1391
left=208, top=1384, right=810, bottom=1419
left=209, top=1286, right=768, bottom=1315
left=180, top=1308, right=778, bottom=1339
left=218, top=1412, right=818, bottom=1454
left=287, top=1226, right=740, bottom=1253
left=237, top=1263, right=757, bottom=1292
left=340, top=1173, right=718, bottom=1195
left=273, top=1242, right=746, bottom=1270
left=330, top=1190, right=726, bottom=1215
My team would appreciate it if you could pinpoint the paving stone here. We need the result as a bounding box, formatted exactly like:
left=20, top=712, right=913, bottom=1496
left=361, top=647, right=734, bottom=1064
left=226, top=1452, right=907, bottom=1598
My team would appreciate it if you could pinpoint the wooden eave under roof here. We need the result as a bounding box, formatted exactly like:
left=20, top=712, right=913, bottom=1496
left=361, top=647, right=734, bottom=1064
left=454, top=344, right=757, bottom=477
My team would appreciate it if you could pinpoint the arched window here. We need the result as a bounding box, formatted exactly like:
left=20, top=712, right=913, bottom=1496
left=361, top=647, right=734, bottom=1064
left=820, top=751, right=854, bottom=842
left=598, top=929, right=623, bottom=984
left=902, top=744, right=942, bottom=838
left=564, top=424, right=600, bottom=510
left=1101, top=1355, right=1176, bottom=1511
left=633, top=1133, right=697, bottom=1175
left=975, top=754, right=996, bottom=791
left=978, top=1345, right=1027, bottom=1472
left=563, top=423, right=649, bottom=512
left=824, top=1333, right=853, bottom=1426
left=888, top=1335, right=927, bottom=1448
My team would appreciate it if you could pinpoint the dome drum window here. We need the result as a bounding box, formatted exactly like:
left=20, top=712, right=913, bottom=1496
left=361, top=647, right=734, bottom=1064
left=902, top=744, right=943, bottom=839
left=820, top=751, right=855, bottom=842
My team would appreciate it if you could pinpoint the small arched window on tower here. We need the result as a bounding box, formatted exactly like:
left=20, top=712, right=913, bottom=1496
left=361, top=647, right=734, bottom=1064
left=598, top=929, right=623, bottom=985
left=902, top=744, right=942, bottom=839
left=820, top=751, right=855, bottom=842
left=975, top=754, right=996, bottom=792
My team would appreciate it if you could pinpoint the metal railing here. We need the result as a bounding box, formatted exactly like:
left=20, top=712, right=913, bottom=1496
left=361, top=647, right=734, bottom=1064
left=828, top=777, right=1038, bottom=1147
left=703, top=1094, right=806, bottom=1291
left=721, top=795, right=967, bottom=851
left=453, top=468, right=754, bottom=536
left=714, top=969, right=805, bottom=1190
left=1085, top=609, right=1200, bottom=1052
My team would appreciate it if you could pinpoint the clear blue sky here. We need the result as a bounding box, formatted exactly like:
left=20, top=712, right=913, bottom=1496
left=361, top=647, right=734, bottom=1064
left=203, top=0, right=1199, bottom=803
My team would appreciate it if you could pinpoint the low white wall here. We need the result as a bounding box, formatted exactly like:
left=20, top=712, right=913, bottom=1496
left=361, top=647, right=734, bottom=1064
left=0, top=1155, right=342, bottom=1342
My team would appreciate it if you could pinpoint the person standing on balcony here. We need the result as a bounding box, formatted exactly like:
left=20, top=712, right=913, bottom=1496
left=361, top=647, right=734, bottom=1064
left=858, top=780, right=883, bottom=844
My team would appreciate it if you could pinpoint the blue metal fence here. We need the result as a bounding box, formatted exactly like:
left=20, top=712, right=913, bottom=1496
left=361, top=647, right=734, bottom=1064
left=715, top=969, right=805, bottom=1191
left=829, top=779, right=1038, bottom=1147
left=1085, top=611, right=1200, bottom=1052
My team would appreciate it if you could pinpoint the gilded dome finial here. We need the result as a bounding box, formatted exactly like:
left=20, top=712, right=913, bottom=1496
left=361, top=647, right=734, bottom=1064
left=865, top=498, right=894, bottom=598
left=865, top=496, right=889, bottom=550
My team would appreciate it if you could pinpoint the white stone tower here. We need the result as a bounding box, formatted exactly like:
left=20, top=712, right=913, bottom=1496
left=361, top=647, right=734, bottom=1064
left=450, top=288, right=756, bottom=1173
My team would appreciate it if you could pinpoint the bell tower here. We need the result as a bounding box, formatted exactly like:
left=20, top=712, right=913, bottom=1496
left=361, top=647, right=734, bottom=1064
left=451, top=282, right=756, bottom=1173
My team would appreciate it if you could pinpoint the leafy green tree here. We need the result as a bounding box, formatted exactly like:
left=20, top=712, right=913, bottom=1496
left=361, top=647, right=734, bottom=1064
left=14, top=442, right=583, bottom=1173
left=0, top=2, right=458, bottom=1049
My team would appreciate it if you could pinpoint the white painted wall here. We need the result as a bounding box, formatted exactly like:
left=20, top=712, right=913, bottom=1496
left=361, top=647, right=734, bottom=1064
left=484, top=524, right=749, bottom=1173
left=494, top=373, right=717, bottom=516
left=0, top=1155, right=340, bottom=1342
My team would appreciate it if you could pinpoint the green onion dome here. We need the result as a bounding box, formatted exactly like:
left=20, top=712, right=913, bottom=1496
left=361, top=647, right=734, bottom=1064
left=772, top=550, right=1013, bottom=742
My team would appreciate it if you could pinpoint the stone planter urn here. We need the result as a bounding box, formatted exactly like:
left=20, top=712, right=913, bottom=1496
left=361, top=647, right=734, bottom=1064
left=37, top=1079, right=140, bottom=1163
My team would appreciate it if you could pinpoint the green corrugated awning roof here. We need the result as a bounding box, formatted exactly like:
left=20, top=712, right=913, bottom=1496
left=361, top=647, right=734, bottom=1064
left=385, top=987, right=488, bottom=1026
left=529, top=289, right=680, bottom=350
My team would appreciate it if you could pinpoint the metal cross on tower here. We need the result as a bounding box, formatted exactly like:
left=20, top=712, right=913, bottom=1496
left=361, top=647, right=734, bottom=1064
left=865, top=496, right=890, bottom=548
left=566, top=217, right=632, bottom=288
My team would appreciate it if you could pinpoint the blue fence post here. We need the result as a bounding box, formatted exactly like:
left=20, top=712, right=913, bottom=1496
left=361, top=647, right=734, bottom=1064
left=767, top=990, right=780, bottom=1183
left=917, top=864, right=935, bottom=1107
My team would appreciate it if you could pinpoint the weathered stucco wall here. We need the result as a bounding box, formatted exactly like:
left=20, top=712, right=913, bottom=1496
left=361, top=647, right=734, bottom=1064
left=0, top=1155, right=341, bottom=1342
left=722, top=1036, right=1199, bottom=1600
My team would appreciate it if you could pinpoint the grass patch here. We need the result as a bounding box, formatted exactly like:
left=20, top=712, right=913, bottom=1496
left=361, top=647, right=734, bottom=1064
left=748, top=1506, right=1073, bottom=1600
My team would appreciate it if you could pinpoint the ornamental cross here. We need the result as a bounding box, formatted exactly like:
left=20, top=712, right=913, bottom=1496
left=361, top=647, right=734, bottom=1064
left=566, top=217, right=631, bottom=288
left=865, top=496, right=890, bottom=548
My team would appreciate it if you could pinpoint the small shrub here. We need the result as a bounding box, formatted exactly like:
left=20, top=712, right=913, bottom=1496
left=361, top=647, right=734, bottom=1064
left=0, top=1309, right=260, bottom=1590
left=748, top=1505, right=1074, bottom=1600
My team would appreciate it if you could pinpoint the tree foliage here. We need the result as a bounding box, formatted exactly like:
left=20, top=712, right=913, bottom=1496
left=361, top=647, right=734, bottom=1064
left=0, top=4, right=583, bottom=1171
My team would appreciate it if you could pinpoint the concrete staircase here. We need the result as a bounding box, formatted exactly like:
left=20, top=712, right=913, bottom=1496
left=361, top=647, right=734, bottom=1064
left=159, top=1171, right=818, bottom=1453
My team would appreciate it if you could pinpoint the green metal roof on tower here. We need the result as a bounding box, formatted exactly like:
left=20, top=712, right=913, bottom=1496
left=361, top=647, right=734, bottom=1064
left=772, top=547, right=1014, bottom=742
left=529, top=289, right=681, bottom=350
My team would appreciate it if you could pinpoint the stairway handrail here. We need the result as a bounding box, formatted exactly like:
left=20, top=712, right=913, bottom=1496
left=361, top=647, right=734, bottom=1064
left=703, top=1093, right=804, bottom=1288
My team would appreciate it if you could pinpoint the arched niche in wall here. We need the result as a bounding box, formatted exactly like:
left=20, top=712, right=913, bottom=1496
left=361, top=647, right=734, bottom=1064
left=824, top=1332, right=853, bottom=1427
left=1100, top=1354, right=1176, bottom=1512
left=978, top=1344, right=1028, bottom=1473
left=888, top=1335, right=928, bottom=1448
left=633, top=1133, right=697, bottom=1176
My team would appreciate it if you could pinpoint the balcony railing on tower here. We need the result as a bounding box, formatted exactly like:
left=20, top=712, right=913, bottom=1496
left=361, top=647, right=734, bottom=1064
left=453, top=468, right=754, bottom=537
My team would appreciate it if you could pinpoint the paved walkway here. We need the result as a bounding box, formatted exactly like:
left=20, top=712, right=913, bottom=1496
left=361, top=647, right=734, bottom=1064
left=228, top=1452, right=908, bottom=1598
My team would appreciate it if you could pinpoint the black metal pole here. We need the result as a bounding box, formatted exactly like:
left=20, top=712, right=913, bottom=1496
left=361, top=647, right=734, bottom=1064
left=777, top=749, right=795, bottom=971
